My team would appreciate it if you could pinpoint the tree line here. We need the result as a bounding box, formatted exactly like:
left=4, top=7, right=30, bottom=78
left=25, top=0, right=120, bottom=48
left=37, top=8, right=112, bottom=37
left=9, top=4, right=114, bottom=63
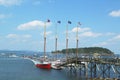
left=51, top=47, right=114, bottom=55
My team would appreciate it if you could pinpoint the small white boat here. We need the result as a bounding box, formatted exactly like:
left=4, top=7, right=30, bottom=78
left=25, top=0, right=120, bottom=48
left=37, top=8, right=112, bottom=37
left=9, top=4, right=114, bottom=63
left=51, top=65, right=62, bottom=70
left=50, top=60, right=62, bottom=70
left=9, top=54, right=18, bottom=58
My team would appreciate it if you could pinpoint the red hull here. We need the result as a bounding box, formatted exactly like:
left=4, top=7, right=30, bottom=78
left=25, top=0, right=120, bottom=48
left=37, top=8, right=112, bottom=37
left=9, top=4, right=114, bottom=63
left=36, top=63, right=51, bottom=69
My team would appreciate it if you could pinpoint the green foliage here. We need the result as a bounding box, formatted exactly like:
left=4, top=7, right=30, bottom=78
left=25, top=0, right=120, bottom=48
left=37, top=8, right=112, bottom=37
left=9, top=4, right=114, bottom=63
left=52, top=47, right=114, bottom=55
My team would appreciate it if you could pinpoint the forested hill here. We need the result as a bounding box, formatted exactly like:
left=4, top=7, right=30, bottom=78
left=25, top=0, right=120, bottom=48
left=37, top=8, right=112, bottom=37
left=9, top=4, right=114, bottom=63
left=52, top=47, right=114, bottom=55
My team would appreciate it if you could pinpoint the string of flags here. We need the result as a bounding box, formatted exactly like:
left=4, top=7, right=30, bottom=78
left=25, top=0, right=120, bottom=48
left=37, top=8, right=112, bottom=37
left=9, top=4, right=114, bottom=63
left=57, top=21, right=61, bottom=24
left=46, top=19, right=81, bottom=25
left=68, top=21, right=72, bottom=24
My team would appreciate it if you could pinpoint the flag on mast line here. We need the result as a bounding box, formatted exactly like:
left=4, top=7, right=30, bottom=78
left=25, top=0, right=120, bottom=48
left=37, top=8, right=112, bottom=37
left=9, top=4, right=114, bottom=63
left=57, top=21, right=61, bottom=24
left=68, top=21, right=72, bottom=24
left=47, top=19, right=50, bottom=22
left=78, top=22, right=81, bottom=25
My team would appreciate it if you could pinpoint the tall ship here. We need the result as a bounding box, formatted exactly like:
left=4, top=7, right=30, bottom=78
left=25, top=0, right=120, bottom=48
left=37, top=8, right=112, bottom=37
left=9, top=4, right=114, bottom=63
left=35, top=19, right=51, bottom=69
left=35, top=61, right=51, bottom=69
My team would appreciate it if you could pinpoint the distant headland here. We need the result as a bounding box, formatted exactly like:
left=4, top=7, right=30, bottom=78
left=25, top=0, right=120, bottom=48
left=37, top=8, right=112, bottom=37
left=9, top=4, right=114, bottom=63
left=52, top=47, right=114, bottom=55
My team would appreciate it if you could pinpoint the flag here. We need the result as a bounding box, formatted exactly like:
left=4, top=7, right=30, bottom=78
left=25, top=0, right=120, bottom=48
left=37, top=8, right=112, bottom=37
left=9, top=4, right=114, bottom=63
left=57, top=21, right=61, bottom=24
left=68, top=21, right=71, bottom=24
left=78, top=22, right=81, bottom=25
left=47, top=19, right=50, bottom=22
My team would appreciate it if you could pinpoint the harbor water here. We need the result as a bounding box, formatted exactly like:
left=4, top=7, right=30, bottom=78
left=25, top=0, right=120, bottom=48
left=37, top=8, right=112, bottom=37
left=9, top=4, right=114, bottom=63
left=0, top=57, right=84, bottom=80
left=1, top=52, right=118, bottom=80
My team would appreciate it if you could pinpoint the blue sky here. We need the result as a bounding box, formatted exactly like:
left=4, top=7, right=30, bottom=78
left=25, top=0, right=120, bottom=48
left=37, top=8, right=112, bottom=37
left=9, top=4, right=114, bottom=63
left=0, top=0, right=120, bottom=54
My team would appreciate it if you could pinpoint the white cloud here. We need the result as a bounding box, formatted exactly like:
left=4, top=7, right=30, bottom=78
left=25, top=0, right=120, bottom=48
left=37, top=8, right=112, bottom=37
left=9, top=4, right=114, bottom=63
left=109, top=35, right=120, bottom=41
left=109, top=10, right=120, bottom=17
left=6, top=34, right=32, bottom=45
left=93, top=34, right=120, bottom=47
left=71, top=27, right=115, bottom=38
left=80, top=31, right=102, bottom=37
left=105, top=32, right=116, bottom=36
left=33, top=1, right=41, bottom=5
left=17, top=20, right=51, bottom=30
left=22, top=34, right=32, bottom=38
left=99, top=42, right=108, bottom=46
left=0, top=0, right=23, bottom=6
left=40, top=31, right=52, bottom=36
left=0, top=14, right=12, bottom=19
left=48, top=0, right=55, bottom=3
left=6, top=34, right=31, bottom=39
left=70, top=27, right=102, bottom=39
left=46, top=31, right=52, bottom=36
left=0, top=14, right=6, bottom=19
left=114, top=35, right=120, bottom=40
left=93, top=42, right=108, bottom=47
left=72, top=27, right=90, bottom=33
left=6, top=34, right=18, bottom=38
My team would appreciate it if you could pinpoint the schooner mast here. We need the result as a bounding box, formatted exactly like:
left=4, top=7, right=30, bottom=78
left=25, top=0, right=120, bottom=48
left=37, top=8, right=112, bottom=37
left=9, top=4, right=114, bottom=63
left=76, top=22, right=81, bottom=63
left=55, top=21, right=61, bottom=59
left=66, top=21, right=72, bottom=60
left=44, top=19, right=50, bottom=60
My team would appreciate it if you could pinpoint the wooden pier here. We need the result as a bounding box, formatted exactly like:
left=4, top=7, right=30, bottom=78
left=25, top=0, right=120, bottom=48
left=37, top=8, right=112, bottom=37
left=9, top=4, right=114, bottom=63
left=57, top=54, right=120, bottom=79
